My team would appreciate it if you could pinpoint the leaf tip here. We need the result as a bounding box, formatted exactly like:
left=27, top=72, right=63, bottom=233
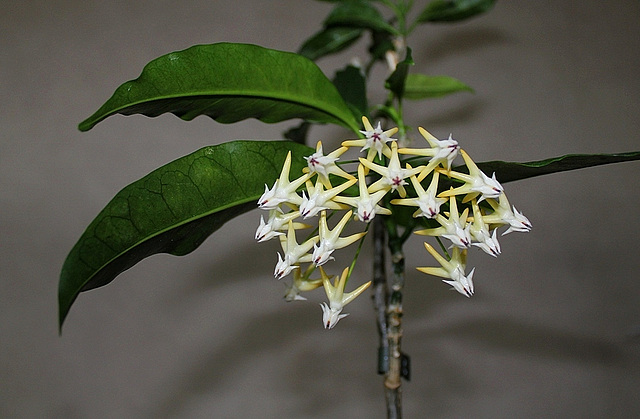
left=58, top=293, right=72, bottom=334
left=78, top=119, right=94, bottom=132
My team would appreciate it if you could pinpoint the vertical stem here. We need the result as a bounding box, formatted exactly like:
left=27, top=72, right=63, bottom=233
left=372, top=216, right=407, bottom=419
left=385, top=229, right=405, bottom=419
left=384, top=246, right=404, bottom=418
left=372, top=217, right=389, bottom=374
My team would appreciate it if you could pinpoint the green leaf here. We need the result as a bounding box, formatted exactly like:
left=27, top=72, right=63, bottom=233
left=404, top=73, right=473, bottom=99
left=281, top=65, right=368, bottom=144
left=392, top=151, right=640, bottom=229
left=368, top=29, right=395, bottom=62
left=299, top=26, right=363, bottom=61
left=324, top=0, right=398, bottom=35
left=417, top=0, right=496, bottom=23
left=333, top=65, right=368, bottom=119
left=283, top=121, right=312, bottom=144
left=385, top=48, right=414, bottom=100
left=79, top=43, right=360, bottom=133
left=59, top=140, right=314, bottom=329
left=477, top=151, right=640, bottom=184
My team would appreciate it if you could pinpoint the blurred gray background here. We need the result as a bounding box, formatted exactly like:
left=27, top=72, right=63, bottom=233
left=2, top=1, right=640, bottom=417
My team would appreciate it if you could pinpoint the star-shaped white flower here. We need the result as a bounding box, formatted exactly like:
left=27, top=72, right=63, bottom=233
left=390, top=169, right=447, bottom=218
left=333, top=163, right=392, bottom=223
left=414, top=193, right=471, bottom=249
left=319, top=266, right=371, bottom=329
left=304, top=141, right=354, bottom=188
left=258, top=151, right=310, bottom=210
left=481, top=193, right=532, bottom=235
left=437, top=149, right=503, bottom=203
left=360, top=142, right=423, bottom=198
left=299, top=177, right=355, bottom=218
left=312, top=210, right=367, bottom=266
left=469, top=199, right=501, bottom=257
left=417, top=243, right=475, bottom=298
left=342, top=116, right=398, bottom=161
left=283, top=265, right=323, bottom=302
left=274, top=221, right=318, bottom=279
left=255, top=210, right=308, bottom=243
left=398, top=127, right=460, bottom=181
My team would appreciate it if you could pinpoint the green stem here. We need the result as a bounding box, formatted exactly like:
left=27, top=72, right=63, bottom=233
left=346, top=222, right=371, bottom=282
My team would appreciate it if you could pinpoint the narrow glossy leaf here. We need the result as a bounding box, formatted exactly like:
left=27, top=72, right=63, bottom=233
left=325, top=0, right=399, bottom=35
left=417, top=0, right=496, bottom=23
left=404, top=73, right=473, bottom=99
left=59, top=140, right=314, bottom=329
left=79, top=43, right=360, bottom=133
left=392, top=151, right=640, bottom=229
left=385, top=48, right=414, bottom=100
left=333, top=65, right=368, bottom=119
left=477, top=151, right=640, bottom=184
left=299, top=26, right=363, bottom=61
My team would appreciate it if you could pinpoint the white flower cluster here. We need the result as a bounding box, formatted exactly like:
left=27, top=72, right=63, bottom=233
left=256, top=117, right=531, bottom=328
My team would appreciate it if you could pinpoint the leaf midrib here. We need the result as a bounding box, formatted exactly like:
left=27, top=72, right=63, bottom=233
left=82, top=92, right=359, bottom=132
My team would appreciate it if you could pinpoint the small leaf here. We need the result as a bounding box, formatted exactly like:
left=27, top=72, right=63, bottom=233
left=385, top=48, right=414, bottom=100
left=79, top=43, right=359, bottom=133
left=404, top=73, right=473, bottom=99
left=417, top=0, right=496, bottom=23
left=368, top=30, right=395, bottom=62
left=477, top=151, right=640, bottom=184
left=333, top=65, right=368, bottom=119
left=59, top=140, right=314, bottom=329
left=372, top=105, right=401, bottom=127
left=284, top=122, right=312, bottom=144
left=325, top=0, right=398, bottom=35
left=299, top=26, right=363, bottom=61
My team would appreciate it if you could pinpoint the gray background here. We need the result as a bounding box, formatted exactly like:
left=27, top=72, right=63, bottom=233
left=2, top=1, right=640, bottom=417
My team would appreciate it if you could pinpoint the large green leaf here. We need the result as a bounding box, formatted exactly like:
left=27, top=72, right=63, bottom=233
left=478, top=151, right=640, bottom=184
left=78, top=43, right=359, bottom=133
left=282, top=65, right=368, bottom=144
left=417, top=0, right=496, bottom=23
left=394, top=151, right=640, bottom=228
left=404, top=73, right=473, bottom=99
left=59, top=140, right=314, bottom=329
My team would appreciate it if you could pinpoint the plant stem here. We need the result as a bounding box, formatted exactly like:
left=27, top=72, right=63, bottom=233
left=372, top=216, right=408, bottom=419
left=386, top=220, right=406, bottom=419
left=372, top=217, right=389, bottom=375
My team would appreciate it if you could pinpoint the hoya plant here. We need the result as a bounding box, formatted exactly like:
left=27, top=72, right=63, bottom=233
left=59, top=1, right=640, bottom=417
